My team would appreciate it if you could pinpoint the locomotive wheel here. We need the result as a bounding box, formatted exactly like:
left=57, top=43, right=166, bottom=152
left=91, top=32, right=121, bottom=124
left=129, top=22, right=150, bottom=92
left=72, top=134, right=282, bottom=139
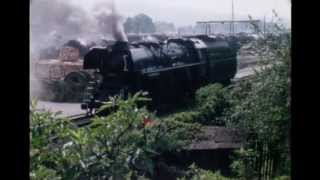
left=51, top=80, right=66, bottom=102
left=63, top=71, right=91, bottom=102
left=64, top=71, right=91, bottom=89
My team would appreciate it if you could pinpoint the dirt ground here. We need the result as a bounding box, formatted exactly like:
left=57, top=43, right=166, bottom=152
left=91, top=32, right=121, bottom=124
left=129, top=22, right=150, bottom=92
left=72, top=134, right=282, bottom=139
left=35, top=101, right=86, bottom=117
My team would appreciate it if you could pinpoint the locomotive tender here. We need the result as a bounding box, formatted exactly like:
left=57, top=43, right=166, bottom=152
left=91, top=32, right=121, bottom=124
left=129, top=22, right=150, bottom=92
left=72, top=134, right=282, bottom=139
left=81, top=35, right=239, bottom=114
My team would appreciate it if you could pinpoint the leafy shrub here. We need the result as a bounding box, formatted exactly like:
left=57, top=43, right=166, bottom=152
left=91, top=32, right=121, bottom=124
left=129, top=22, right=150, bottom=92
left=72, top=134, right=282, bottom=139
left=30, top=165, right=60, bottom=180
left=30, top=92, right=200, bottom=179
left=229, top=148, right=258, bottom=179
left=195, top=83, right=230, bottom=125
left=30, top=100, right=84, bottom=179
left=162, top=83, right=230, bottom=127
left=178, top=164, right=232, bottom=180
left=274, top=175, right=291, bottom=180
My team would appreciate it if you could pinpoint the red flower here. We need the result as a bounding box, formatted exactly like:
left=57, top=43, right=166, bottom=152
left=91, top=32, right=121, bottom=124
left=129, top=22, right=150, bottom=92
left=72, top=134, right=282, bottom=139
left=143, top=117, right=154, bottom=127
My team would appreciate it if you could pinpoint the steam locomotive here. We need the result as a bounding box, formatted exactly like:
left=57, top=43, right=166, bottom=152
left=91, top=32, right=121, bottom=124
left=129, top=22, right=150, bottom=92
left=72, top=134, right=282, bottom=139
left=81, top=35, right=239, bottom=114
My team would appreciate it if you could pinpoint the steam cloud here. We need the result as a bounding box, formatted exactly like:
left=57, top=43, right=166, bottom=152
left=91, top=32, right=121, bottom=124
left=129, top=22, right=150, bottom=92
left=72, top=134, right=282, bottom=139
left=30, top=0, right=128, bottom=100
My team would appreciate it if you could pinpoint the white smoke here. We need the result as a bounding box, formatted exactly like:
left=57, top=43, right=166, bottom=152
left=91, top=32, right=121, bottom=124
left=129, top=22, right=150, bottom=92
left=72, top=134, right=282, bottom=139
left=30, top=0, right=128, bottom=100
left=30, top=0, right=128, bottom=56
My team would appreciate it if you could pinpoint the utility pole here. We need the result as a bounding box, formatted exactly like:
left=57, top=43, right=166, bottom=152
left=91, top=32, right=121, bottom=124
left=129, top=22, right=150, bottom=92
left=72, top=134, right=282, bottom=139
left=205, top=24, right=207, bottom=35
left=264, top=15, right=266, bottom=35
left=232, top=0, right=235, bottom=35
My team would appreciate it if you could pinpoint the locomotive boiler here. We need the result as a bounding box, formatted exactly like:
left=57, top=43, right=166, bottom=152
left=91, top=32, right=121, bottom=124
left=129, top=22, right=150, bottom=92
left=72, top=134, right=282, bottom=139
left=81, top=35, right=239, bottom=114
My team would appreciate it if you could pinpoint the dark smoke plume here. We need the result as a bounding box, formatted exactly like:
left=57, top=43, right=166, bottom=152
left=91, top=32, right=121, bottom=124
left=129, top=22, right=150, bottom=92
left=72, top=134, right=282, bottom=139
left=110, top=1, right=128, bottom=42
left=93, top=0, right=128, bottom=42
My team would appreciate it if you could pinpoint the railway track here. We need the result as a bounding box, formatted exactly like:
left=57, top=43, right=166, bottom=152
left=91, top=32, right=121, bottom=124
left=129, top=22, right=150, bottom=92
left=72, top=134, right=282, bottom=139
left=67, top=113, right=93, bottom=127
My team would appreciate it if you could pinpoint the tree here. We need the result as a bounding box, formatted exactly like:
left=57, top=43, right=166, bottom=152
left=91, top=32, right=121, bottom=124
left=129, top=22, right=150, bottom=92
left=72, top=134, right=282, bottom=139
left=227, top=25, right=291, bottom=179
left=124, top=14, right=156, bottom=34
left=124, top=17, right=135, bottom=33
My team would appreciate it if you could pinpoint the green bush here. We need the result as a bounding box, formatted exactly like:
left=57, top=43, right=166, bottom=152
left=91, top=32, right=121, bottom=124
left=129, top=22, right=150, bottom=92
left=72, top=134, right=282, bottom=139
left=30, top=92, right=200, bottom=179
left=178, top=164, right=232, bottom=180
left=195, top=83, right=229, bottom=125
left=274, top=175, right=291, bottom=180
left=164, top=83, right=230, bottom=126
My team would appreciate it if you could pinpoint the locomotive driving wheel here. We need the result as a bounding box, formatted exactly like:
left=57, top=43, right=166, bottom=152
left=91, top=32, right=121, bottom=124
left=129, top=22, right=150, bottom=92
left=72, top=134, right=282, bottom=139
left=63, top=71, right=91, bottom=102
left=64, top=71, right=90, bottom=87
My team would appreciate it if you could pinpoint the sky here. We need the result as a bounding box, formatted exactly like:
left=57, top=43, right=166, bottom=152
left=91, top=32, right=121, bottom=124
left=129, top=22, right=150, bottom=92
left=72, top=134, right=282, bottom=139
left=70, top=0, right=291, bottom=27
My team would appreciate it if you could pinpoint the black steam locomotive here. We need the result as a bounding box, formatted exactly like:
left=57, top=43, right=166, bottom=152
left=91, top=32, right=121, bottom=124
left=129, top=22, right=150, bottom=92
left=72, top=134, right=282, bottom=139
left=81, top=35, right=239, bottom=114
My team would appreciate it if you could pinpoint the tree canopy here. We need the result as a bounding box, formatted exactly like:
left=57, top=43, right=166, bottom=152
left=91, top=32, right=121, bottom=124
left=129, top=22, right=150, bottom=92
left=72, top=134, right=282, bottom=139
left=124, top=14, right=156, bottom=34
